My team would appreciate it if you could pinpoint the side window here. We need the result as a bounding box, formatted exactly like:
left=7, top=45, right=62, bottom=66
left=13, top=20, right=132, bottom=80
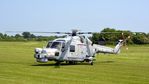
left=62, top=43, right=65, bottom=48
left=70, top=45, right=75, bottom=52
left=61, top=43, right=65, bottom=52
left=46, top=42, right=52, bottom=48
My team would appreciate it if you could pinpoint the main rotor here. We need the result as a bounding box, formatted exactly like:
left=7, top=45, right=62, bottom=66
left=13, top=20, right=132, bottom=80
left=6, top=29, right=144, bottom=36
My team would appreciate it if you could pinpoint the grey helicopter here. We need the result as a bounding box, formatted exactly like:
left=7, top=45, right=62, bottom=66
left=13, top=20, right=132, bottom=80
left=34, top=29, right=129, bottom=65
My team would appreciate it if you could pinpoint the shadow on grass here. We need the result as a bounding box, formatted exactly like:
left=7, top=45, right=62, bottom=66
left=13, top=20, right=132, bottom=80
left=32, top=62, right=90, bottom=66
left=31, top=63, right=92, bottom=68
left=31, top=60, right=115, bottom=67
left=98, top=60, right=115, bottom=63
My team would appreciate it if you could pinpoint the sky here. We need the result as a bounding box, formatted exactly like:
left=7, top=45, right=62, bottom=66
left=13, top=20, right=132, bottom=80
left=0, top=0, right=149, bottom=34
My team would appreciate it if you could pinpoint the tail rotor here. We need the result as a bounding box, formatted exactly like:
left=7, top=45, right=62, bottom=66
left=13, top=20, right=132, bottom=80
left=121, top=32, right=130, bottom=50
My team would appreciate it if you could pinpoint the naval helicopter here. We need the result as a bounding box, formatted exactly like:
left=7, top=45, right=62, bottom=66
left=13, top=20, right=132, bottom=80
left=34, top=29, right=129, bottom=65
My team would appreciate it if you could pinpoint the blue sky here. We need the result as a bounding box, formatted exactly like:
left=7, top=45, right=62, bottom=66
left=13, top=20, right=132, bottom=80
left=0, top=0, right=149, bottom=33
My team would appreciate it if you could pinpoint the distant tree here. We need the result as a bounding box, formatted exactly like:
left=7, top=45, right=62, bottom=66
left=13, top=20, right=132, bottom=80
left=30, top=34, right=36, bottom=38
left=15, top=34, right=22, bottom=38
left=22, top=32, right=36, bottom=39
left=22, top=32, right=31, bottom=38
left=92, top=33, right=100, bottom=44
left=101, top=28, right=117, bottom=44
left=0, top=33, right=3, bottom=39
left=101, top=28, right=116, bottom=32
left=4, top=34, right=8, bottom=38
left=132, top=33, right=149, bottom=44
left=147, top=33, right=149, bottom=40
left=36, top=36, right=56, bottom=41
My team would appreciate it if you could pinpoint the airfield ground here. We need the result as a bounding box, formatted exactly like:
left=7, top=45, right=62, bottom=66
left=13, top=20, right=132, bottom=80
left=0, top=42, right=149, bottom=84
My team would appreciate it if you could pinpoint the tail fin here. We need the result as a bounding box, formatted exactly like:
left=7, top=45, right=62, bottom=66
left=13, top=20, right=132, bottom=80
left=113, top=40, right=124, bottom=54
left=114, top=35, right=130, bottom=54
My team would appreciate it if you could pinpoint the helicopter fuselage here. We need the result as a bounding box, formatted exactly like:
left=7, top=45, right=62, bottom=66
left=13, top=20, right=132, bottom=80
left=34, top=30, right=125, bottom=65
left=34, top=36, right=95, bottom=64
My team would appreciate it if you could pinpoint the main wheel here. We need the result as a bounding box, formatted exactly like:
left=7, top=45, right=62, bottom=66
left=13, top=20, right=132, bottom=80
left=55, top=61, right=61, bottom=66
left=68, top=61, right=74, bottom=65
left=89, top=61, right=93, bottom=65
left=91, top=61, right=93, bottom=65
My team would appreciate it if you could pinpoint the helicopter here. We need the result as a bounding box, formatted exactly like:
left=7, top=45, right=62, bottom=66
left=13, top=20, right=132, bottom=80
left=34, top=29, right=129, bottom=65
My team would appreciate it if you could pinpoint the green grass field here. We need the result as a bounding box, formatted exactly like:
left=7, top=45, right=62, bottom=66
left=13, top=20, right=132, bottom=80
left=0, top=42, right=149, bottom=84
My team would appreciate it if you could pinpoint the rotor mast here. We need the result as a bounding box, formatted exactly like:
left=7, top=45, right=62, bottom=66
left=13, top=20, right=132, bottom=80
left=71, top=29, right=79, bottom=36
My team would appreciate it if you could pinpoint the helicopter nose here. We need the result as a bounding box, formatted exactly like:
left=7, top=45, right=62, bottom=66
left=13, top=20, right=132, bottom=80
left=44, top=48, right=59, bottom=56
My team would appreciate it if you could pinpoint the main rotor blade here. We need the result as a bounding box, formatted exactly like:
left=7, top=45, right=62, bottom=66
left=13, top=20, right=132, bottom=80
left=78, top=32, right=123, bottom=34
left=29, top=32, right=71, bottom=34
left=6, top=31, right=145, bottom=35
left=6, top=31, right=71, bottom=34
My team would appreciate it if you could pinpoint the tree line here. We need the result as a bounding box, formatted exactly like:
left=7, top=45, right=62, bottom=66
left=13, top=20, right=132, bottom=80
left=0, top=28, right=149, bottom=44
left=0, top=32, right=57, bottom=41
left=92, top=28, right=149, bottom=45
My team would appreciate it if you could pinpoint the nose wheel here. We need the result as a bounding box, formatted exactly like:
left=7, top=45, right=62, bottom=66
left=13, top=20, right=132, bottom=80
left=89, top=61, right=93, bottom=65
left=91, top=61, right=93, bottom=65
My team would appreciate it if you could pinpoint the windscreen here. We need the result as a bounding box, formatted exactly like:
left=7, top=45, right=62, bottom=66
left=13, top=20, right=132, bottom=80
left=50, top=42, right=62, bottom=50
left=46, top=42, right=52, bottom=48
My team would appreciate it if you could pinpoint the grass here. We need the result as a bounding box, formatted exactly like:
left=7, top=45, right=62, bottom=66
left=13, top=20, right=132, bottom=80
left=0, top=42, right=149, bottom=84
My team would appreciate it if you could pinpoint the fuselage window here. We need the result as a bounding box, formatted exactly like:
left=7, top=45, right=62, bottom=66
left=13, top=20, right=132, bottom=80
left=70, top=45, right=75, bottom=52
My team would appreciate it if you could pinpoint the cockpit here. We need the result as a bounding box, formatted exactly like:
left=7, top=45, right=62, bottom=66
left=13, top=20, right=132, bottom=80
left=46, top=41, right=65, bottom=51
left=51, top=42, right=62, bottom=50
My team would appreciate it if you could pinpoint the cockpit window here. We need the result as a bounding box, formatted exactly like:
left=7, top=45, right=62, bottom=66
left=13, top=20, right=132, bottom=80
left=70, top=45, right=75, bottom=52
left=50, top=42, right=62, bottom=50
left=46, top=42, right=52, bottom=48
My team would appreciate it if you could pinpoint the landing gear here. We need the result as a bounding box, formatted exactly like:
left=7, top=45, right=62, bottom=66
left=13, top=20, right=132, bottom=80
left=68, top=61, right=77, bottom=65
left=85, top=56, right=94, bottom=65
left=55, top=61, right=61, bottom=66
left=91, top=61, right=93, bottom=65
left=89, top=61, right=93, bottom=65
